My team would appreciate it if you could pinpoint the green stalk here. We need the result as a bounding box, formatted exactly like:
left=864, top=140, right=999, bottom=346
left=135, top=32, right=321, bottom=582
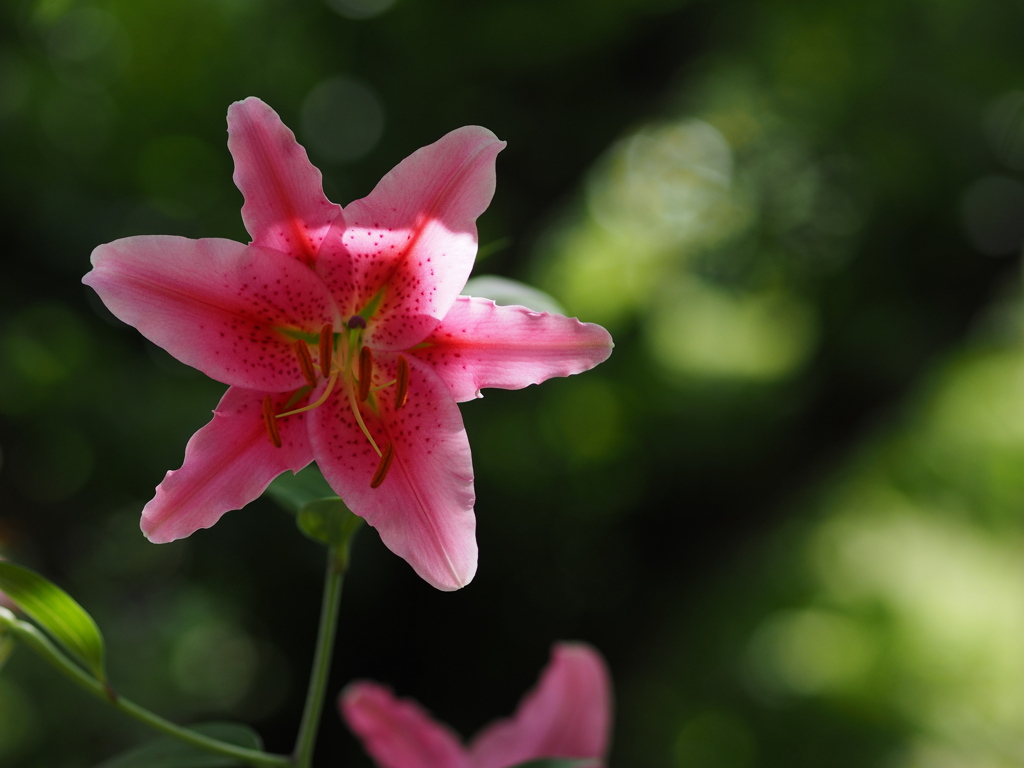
left=8, top=619, right=291, bottom=768
left=292, top=547, right=346, bottom=768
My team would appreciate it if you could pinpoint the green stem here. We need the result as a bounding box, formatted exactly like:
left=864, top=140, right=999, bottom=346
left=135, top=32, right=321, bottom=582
left=8, top=619, right=291, bottom=768
left=292, top=547, right=346, bottom=768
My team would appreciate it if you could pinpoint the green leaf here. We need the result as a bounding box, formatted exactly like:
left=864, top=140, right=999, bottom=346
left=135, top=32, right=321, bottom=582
left=0, top=561, right=105, bottom=682
left=0, top=606, right=16, bottom=671
left=297, top=498, right=362, bottom=553
left=462, top=275, right=567, bottom=315
left=0, top=630, right=14, bottom=673
left=265, top=464, right=336, bottom=514
left=95, top=722, right=264, bottom=768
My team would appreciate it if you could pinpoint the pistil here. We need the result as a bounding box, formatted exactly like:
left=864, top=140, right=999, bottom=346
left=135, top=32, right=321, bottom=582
left=357, top=346, right=373, bottom=402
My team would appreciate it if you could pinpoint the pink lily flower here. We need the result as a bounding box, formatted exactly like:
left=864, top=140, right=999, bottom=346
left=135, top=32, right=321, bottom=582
left=341, top=642, right=612, bottom=768
left=83, top=98, right=613, bottom=590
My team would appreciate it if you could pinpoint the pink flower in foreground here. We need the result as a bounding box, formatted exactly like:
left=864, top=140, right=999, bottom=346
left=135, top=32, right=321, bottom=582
left=341, top=643, right=612, bottom=768
left=83, top=98, right=612, bottom=590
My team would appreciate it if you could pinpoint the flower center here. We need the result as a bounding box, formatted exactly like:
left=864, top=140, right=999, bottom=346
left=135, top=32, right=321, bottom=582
left=262, top=317, right=409, bottom=488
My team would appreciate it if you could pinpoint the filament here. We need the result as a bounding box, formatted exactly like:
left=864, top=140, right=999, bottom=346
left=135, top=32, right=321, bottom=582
left=276, top=373, right=338, bottom=418
left=345, top=381, right=383, bottom=458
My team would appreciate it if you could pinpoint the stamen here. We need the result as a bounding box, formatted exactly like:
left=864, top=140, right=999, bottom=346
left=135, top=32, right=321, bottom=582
left=370, top=442, right=394, bottom=488
left=294, top=341, right=317, bottom=386
left=358, top=345, right=374, bottom=402
left=394, top=355, right=410, bottom=410
left=319, top=322, right=334, bottom=374
left=262, top=396, right=282, bottom=448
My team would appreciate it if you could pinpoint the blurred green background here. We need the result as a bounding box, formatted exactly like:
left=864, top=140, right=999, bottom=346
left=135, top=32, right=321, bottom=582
left=3, top=0, right=1024, bottom=765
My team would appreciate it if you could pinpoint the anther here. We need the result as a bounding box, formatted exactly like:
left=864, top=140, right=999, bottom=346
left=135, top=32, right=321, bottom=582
left=294, top=341, right=317, bottom=386
left=394, top=355, right=410, bottom=410
left=370, top=442, right=394, bottom=488
left=319, top=322, right=334, bottom=374
left=348, top=314, right=367, bottom=329
left=262, top=396, right=282, bottom=448
left=358, top=345, right=374, bottom=402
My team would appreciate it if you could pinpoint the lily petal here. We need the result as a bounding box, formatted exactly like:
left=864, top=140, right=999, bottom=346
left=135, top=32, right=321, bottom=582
left=307, top=356, right=476, bottom=590
left=85, top=236, right=342, bottom=391
left=340, top=682, right=472, bottom=768
left=228, top=97, right=343, bottom=264
left=321, top=127, right=505, bottom=349
left=468, top=643, right=612, bottom=768
left=412, top=297, right=614, bottom=402
left=142, top=387, right=313, bottom=543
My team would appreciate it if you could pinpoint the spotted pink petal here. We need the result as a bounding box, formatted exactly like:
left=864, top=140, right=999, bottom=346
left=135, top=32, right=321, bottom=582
left=413, top=297, right=615, bottom=402
left=228, top=97, right=344, bottom=264
left=468, top=643, right=612, bottom=768
left=84, top=236, right=342, bottom=392
left=307, top=355, right=476, bottom=590
left=142, top=387, right=313, bottom=543
left=317, top=127, right=505, bottom=350
left=341, top=683, right=472, bottom=768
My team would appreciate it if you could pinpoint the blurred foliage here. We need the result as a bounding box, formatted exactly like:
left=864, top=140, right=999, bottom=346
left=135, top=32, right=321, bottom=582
left=2, top=0, right=1024, bottom=766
